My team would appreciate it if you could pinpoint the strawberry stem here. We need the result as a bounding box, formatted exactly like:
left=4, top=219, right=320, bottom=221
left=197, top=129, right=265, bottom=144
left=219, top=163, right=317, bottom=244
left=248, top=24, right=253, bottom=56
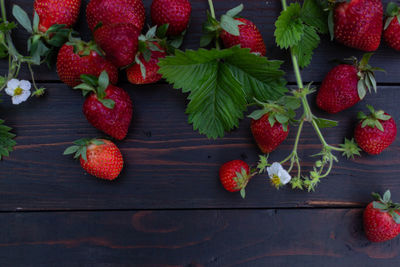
left=0, top=0, right=6, bottom=22
left=207, top=0, right=220, bottom=49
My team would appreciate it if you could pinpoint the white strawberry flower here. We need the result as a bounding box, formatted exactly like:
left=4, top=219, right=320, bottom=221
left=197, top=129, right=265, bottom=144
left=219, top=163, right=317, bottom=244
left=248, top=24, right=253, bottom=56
left=5, top=79, right=31, bottom=105
left=267, top=162, right=291, bottom=189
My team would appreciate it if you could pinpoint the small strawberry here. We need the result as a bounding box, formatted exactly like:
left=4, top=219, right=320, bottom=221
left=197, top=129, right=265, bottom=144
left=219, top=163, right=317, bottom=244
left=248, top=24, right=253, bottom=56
left=151, top=0, right=192, bottom=36
left=94, top=23, right=140, bottom=68
left=34, top=0, right=81, bottom=33
left=316, top=53, right=383, bottom=114
left=364, top=190, right=400, bottom=242
left=86, top=0, right=145, bottom=32
left=384, top=2, right=400, bottom=51
left=56, top=37, right=118, bottom=87
left=332, top=0, right=383, bottom=51
left=219, top=160, right=253, bottom=198
left=354, top=105, right=397, bottom=155
left=75, top=71, right=133, bottom=140
left=64, top=138, right=124, bottom=180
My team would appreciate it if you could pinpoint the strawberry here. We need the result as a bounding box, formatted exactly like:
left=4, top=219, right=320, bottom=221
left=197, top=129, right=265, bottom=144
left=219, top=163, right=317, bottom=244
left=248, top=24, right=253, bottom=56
left=34, top=0, right=81, bottom=33
left=220, top=18, right=266, bottom=56
left=364, top=190, right=400, bottom=242
left=56, top=37, right=118, bottom=87
left=384, top=2, right=400, bottom=51
left=354, top=105, right=397, bottom=155
left=151, top=0, right=192, bottom=36
left=64, top=138, right=124, bottom=180
left=126, top=40, right=167, bottom=85
left=316, top=53, right=383, bottom=114
left=86, top=0, right=145, bottom=32
left=333, top=0, right=383, bottom=51
left=219, top=160, right=252, bottom=198
left=94, top=23, right=140, bottom=68
left=75, top=71, right=133, bottom=140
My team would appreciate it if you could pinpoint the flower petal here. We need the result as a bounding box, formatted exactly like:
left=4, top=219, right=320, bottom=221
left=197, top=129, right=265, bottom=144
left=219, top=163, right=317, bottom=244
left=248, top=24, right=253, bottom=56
left=19, top=80, right=31, bottom=91
left=5, top=86, right=15, bottom=96
left=7, top=79, right=19, bottom=90
left=12, top=96, right=23, bottom=105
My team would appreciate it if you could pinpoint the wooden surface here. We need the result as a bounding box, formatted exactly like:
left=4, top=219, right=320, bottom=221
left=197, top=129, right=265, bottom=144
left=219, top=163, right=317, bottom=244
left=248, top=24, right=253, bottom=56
left=1, top=0, right=400, bottom=266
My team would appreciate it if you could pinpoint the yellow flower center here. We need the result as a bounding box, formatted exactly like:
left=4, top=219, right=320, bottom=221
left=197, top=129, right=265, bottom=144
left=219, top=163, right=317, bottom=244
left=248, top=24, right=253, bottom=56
left=14, top=87, right=23, bottom=96
left=270, top=174, right=281, bottom=188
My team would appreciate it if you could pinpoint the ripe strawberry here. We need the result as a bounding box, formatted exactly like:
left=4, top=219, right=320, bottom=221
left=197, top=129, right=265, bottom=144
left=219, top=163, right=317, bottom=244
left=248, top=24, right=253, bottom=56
left=151, top=0, right=192, bottom=36
left=333, top=0, right=383, bottom=51
left=94, top=23, right=140, bottom=68
left=64, top=138, right=124, bottom=180
left=364, top=190, right=400, bottom=242
left=86, top=0, right=145, bottom=32
left=56, top=38, right=118, bottom=87
left=384, top=2, right=400, bottom=51
left=75, top=71, right=133, bottom=140
left=126, top=41, right=167, bottom=84
left=220, top=18, right=266, bottom=56
left=219, top=160, right=252, bottom=198
left=316, top=53, right=383, bottom=114
left=34, top=0, right=81, bottom=33
left=354, top=105, right=397, bottom=155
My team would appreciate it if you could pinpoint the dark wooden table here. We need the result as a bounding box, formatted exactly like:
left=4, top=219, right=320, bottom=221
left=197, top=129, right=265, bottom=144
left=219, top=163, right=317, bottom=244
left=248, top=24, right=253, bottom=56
left=1, top=0, right=400, bottom=266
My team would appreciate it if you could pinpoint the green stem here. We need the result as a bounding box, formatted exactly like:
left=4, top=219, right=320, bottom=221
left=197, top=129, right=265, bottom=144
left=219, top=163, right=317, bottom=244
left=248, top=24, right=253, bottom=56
left=0, top=0, right=6, bottom=22
left=311, top=119, right=328, bottom=147
left=27, top=63, right=39, bottom=91
left=207, top=0, right=220, bottom=49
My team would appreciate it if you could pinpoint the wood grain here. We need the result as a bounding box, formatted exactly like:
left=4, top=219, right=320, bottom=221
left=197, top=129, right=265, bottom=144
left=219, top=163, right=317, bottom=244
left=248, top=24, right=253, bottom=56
left=1, top=209, right=400, bottom=266
left=0, top=83, right=399, bottom=210
left=3, top=0, right=400, bottom=83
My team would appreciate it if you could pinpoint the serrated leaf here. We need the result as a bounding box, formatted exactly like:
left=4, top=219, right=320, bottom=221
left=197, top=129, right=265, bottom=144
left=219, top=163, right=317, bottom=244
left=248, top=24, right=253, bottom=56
left=0, top=120, right=16, bottom=160
left=220, top=15, right=244, bottom=36
left=314, top=117, right=338, bottom=129
left=292, top=24, right=320, bottom=68
left=301, top=0, right=328, bottom=34
left=12, top=5, right=32, bottom=33
left=274, top=3, right=304, bottom=49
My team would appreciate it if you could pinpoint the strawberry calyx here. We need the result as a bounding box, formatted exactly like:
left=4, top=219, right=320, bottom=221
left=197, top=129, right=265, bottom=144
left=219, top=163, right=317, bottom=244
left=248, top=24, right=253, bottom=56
left=371, top=190, right=400, bottom=224
left=66, top=35, right=103, bottom=57
left=357, top=105, right=391, bottom=132
left=73, top=71, right=115, bottom=109
left=63, top=138, right=105, bottom=162
left=339, top=138, right=361, bottom=159
left=233, top=167, right=255, bottom=199
left=200, top=4, right=245, bottom=47
left=384, top=2, right=400, bottom=30
left=248, top=96, right=300, bottom=132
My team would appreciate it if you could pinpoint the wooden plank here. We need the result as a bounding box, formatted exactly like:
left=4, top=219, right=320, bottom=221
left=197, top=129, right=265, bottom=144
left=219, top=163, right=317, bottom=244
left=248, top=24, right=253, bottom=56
left=1, top=209, right=400, bottom=266
left=3, top=0, right=400, bottom=83
left=0, top=83, right=399, bottom=210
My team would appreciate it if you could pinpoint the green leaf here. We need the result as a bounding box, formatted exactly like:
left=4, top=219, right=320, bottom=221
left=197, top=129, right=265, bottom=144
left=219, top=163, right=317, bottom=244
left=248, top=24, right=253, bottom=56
left=248, top=109, right=267, bottom=120
left=145, top=25, right=157, bottom=39
left=0, top=120, right=16, bottom=160
left=99, top=98, right=115, bottom=109
left=169, top=35, right=184, bottom=49
left=292, top=24, right=320, bottom=68
left=200, top=33, right=214, bottom=47
left=226, top=4, right=244, bottom=18
left=12, top=5, right=32, bottom=33
left=33, top=11, right=39, bottom=32
left=383, top=190, right=391, bottom=203
left=98, top=71, right=109, bottom=92
left=220, top=15, right=244, bottom=36
left=373, top=201, right=387, bottom=210
left=274, top=3, right=304, bottom=49
left=300, top=0, right=329, bottom=34
left=240, top=187, right=246, bottom=199
left=63, top=145, right=80, bottom=155
left=314, top=117, right=338, bottom=129
left=156, top=24, right=169, bottom=38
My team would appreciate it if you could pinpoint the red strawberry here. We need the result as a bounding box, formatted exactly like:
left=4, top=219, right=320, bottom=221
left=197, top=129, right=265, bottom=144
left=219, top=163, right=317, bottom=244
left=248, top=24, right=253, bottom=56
left=251, top=113, right=289, bottom=154
left=56, top=38, right=118, bottom=87
left=333, top=0, right=383, bottom=51
left=364, top=190, right=400, bottom=242
left=316, top=53, right=382, bottom=114
left=384, top=2, right=400, bottom=51
left=220, top=18, right=266, bottom=56
left=34, top=0, right=81, bottom=32
left=151, top=0, right=192, bottom=36
left=64, top=138, right=124, bottom=180
left=354, top=105, right=397, bottom=155
left=94, top=23, right=140, bottom=68
left=86, top=0, right=145, bottom=32
left=126, top=42, right=167, bottom=84
left=76, top=71, right=133, bottom=140
left=219, top=160, right=252, bottom=198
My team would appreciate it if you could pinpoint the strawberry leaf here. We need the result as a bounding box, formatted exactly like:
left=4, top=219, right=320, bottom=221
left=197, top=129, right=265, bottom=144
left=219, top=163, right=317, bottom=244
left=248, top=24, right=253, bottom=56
left=292, top=24, right=320, bottom=68
left=313, top=117, right=338, bottom=129
left=274, top=3, right=304, bottom=49
left=0, top=119, right=16, bottom=160
left=12, top=5, right=32, bottom=33
left=300, top=0, right=328, bottom=34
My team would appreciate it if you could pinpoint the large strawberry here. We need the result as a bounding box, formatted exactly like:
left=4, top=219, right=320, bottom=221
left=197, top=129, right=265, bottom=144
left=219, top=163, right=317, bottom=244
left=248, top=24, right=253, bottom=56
left=354, top=105, right=397, bottom=155
left=56, top=37, right=118, bottom=87
left=219, top=160, right=253, bottom=198
left=151, top=0, right=192, bottom=36
left=364, top=190, right=400, bottom=242
left=94, top=23, right=140, bottom=68
left=75, top=71, right=133, bottom=140
left=64, top=138, right=124, bottom=180
left=316, top=53, right=383, bottom=114
left=384, top=2, right=400, bottom=51
left=332, top=0, right=383, bottom=51
left=34, top=0, right=81, bottom=33
left=86, top=0, right=145, bottom=32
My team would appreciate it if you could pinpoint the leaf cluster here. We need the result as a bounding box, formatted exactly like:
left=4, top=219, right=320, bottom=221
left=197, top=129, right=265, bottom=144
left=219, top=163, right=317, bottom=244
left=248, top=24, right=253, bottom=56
left=0, top=119, right=16, bottom=160
left=63, top=138, right=105, bottom=162
left=372, top=190, right=400, bottom=224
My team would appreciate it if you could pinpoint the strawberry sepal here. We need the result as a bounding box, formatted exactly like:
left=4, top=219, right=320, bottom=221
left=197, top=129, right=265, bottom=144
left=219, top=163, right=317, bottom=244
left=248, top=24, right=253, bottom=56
left=371, top=190, right=400, bottom=224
